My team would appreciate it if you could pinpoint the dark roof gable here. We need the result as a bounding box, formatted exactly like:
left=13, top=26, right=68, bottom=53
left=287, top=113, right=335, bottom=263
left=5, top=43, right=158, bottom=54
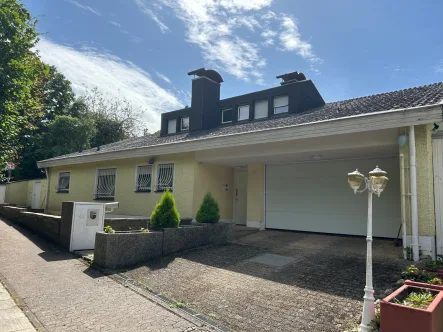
left=41, top=82, right=443, bottom=162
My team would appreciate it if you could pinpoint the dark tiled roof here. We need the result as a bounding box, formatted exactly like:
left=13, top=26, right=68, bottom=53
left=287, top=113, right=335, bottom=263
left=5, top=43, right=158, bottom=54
left=42, top=82, right=443, bottom=162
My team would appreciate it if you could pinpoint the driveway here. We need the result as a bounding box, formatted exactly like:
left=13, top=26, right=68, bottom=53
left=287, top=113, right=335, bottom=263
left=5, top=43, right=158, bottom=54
left=123, top=228, right=408, bottom=332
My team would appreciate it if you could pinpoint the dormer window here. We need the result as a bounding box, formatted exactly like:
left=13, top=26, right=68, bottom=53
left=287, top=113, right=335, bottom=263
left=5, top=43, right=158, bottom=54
left=274, top=95, right=289, bottom=114
left=167, top=119, right=177, bottom=134
left=221, top=108, right=232, bottom=124
left=238, top=105, right=249, bottom=121
left=181, top=117, right=189, bottom=131
left=254, top=99, right=268, bottom=119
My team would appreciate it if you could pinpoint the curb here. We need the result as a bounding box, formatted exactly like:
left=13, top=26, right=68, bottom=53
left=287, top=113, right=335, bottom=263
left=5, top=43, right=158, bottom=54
left=0, top=271, right=47, bottom=332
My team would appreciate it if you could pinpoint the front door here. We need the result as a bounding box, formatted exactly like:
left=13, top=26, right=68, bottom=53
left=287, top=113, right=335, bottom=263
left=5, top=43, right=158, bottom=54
left=233, top=169, right=247, bottom=225
left=31, top=182, right=41, bottom=209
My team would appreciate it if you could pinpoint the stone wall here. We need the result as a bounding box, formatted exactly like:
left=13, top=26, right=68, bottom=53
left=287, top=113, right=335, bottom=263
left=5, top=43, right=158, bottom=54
left=95, top=223, right=235, bottom=268
left=0, top=205, right=61, bottom=244
left=104, top=218, right=149, bottom=231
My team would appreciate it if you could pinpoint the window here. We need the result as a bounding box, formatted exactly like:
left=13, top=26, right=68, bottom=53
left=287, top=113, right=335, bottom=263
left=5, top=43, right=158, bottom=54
left=94, top=168, right=116, bottom=200
left=274, top=95, right=289, bottom=114
left=221, top=108, right=232, bottom=124
left=57, top=172, right=70, bottom=193
left=238, top=105, right=250, bottom=121
left=155, top=164, right=174, bottom=192
left=181, top=117, right=189, bottom=131
left=135, top=165, right=152, bottom=192
left=167, top=119, right=177, bottom=134
left=254, top=99, right=268, bottom=119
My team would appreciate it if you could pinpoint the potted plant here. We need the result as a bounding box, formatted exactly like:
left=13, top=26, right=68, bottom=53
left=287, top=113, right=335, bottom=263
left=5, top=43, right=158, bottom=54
left=380, top=280, right=443, bottom=332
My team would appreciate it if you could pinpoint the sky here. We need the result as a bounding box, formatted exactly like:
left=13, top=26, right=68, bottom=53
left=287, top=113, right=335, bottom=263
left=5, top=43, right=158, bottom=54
left=24, top=0, right=443, bottom=131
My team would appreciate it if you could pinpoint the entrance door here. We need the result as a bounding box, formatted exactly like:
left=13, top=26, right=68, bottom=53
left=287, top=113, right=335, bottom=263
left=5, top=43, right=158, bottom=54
left=31, top=182, right=41, bottom=209
left=233, top=168, right=247, bottom=225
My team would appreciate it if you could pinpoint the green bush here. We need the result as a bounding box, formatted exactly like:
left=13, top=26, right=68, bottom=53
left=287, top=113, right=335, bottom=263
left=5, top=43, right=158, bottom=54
left=150, top=191, right=180, bottom=228
left=196, top=192, right=220, bottom=223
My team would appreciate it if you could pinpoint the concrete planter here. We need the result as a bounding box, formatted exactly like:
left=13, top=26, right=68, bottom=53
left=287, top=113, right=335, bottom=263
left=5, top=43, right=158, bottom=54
left=94, top=231, right=163, bottom=269
left=380, top=280, right=443, bottom=332
left=162, top=225, right=206, bottom=256
left=95, top=223, right=235, bottom=268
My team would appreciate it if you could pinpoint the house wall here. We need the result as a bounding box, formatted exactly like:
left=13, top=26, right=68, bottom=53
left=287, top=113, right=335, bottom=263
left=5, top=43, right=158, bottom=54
left=47, top=153, right=196, bottom=217
left=399, top=124, right=436, bottom=256
left=246, top=163, right=265, bottom=229
left=26, top=179, right=47, bottom=209
left=5, top=181, right=28, bottom=206
left=192, top=163, right=234, bottom=221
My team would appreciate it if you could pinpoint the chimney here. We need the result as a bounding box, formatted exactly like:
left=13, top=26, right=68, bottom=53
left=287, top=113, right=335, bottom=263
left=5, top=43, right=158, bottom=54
left=187, top=68, right=223, bottom=131
left=276, top=71, right=306, bottom=85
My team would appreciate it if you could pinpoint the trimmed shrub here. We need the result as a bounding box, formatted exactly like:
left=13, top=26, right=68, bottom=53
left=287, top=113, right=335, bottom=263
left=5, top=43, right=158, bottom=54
left=150, top=191, right=180, bottom=228
left=196, top=192, right=220, bottom=223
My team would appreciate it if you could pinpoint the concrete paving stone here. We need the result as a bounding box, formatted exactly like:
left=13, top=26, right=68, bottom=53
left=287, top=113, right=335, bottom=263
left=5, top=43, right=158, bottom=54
left=0, top=218, right=214, bottom=332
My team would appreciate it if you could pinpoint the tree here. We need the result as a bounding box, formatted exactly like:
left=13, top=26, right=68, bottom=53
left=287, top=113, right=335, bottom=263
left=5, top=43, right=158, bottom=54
left=0, top=0, right=48, bottom=181
left=40, top=116, right=96, bottom=158
left=196, top=192, right=220, bottom=223
left=150, top=191, right=181, bottom=228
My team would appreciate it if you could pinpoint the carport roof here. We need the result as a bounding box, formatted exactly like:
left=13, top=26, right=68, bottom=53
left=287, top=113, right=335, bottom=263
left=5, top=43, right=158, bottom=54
left=40, top=82, right=443, bottom=164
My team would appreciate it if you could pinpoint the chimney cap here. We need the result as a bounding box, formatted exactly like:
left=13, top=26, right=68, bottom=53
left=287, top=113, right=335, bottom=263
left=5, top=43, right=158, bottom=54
left=276, top=71, right=306, bottom=83
left=187, top=67, right=224, bottom=83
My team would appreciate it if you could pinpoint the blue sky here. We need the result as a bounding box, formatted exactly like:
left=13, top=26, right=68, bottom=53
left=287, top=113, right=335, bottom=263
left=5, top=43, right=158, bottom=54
left=24, top=0, right=443, bottom=131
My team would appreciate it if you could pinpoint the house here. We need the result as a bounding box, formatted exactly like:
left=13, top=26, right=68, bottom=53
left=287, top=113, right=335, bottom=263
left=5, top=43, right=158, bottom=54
left=36, top=68, right=443, bottom=260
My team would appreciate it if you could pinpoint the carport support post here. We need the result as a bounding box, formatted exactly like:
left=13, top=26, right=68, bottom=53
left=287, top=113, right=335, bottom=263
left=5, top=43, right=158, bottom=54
left=360, top=190, right=375, bottom=332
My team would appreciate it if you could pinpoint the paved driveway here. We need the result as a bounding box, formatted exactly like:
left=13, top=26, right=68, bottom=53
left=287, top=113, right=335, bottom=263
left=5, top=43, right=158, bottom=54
left=123, top=229, right=408, bottom=332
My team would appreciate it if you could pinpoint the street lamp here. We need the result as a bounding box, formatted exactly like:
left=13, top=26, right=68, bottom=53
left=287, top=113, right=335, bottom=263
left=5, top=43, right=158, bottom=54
left=347, top=166, right=388, bottom=332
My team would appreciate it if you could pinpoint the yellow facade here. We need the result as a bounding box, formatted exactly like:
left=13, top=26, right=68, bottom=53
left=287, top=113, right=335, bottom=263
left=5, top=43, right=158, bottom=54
left=4, top=179, right=47, bottom=208
left=399, top=124, right=436, bottom=237
left=192, top=163, right=234, bottom=220
left=46, top=153, right=235, bottom=221
left=246, top=163, right=265, bottom=224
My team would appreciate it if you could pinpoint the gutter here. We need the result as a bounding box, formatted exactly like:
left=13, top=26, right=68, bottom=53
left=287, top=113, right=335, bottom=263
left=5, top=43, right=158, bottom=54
left=44, top=168, right=50, bottom=213
left=409, top=126, right=420, bottom=262
left=37, top=103, right=443, bottom=168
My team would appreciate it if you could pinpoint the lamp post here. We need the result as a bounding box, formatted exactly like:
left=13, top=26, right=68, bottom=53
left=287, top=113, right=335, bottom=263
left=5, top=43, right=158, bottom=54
left=347, top=166, right=388, bottom=332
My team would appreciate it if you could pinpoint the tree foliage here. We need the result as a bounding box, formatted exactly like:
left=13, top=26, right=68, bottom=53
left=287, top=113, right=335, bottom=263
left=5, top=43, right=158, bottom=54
left=150, top=191, right=181, bottom=228
left=0, top=0, right=48, bottom=180
left=40, top=116, right=96, bottom=158
left=196, top=192, right=220, bottom=223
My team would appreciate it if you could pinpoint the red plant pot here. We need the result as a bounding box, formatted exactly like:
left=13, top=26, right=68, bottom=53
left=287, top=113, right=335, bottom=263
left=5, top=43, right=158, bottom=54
left=437, top=269, right=443, bottom=277
left=380, top=280, right=443, bottom=332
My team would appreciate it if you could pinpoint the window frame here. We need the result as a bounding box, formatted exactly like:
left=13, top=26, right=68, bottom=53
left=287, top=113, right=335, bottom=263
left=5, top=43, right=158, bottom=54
left=237, top=104, right=250, bottom=121
left=167, top=118, right=177, bottom=134
left=180, top=117, right=190, bottom=131
left=94, top=167, right=117, bottom=201
left=254, top=99, right=268, bottom=119
left=56, top=171, right=71, bottom=193
left=273, top=95, right=289, bottom=115
left=221, top=108, right=233, bottom=124
left=154, top=162, right=175, bottom=193
left=134, top=164, right=153, bottom=193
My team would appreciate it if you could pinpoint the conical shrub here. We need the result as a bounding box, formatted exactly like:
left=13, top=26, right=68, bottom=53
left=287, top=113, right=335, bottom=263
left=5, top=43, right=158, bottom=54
left=150, top=191, right=180, bottom=228
left=196, top=192, right=220, bottom=223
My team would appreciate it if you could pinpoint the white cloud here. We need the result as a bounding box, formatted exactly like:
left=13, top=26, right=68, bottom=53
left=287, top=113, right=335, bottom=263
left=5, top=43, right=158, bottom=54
left=435, top=61, right=443, bottom=73
left=64, top=0, right=101, bottom=16
left=279, top=16, right=322, bottom=65
left=155, top=71, right=172, bottom=83
left=261, top=29, right=277, bottom=46
left=109, top=21, right=122, bottom=28
left=36, top=38, right=183, bottom=132
left=134, top=0, right=170, bottom=33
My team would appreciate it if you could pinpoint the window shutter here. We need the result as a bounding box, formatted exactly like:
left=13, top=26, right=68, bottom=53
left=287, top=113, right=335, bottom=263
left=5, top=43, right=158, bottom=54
left=254, top=100, right=268, bottom=119
left=274, top=95, right=289, bottom=108
left=168, top=119, right=177, bottom=134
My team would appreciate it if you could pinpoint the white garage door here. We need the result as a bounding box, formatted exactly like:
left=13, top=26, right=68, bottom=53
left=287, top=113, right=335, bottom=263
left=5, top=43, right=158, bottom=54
left=265, top=157, right=401, bottom=238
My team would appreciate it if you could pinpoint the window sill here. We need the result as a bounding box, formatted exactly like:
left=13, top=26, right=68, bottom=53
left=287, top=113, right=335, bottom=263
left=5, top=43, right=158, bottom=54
left=154, top=189, right=173, bottom=193
left=93, top=197, right=115, bottom=201
left=134, top=189, right=152, bottom=193
left=56, top=191, right=70, bottom=194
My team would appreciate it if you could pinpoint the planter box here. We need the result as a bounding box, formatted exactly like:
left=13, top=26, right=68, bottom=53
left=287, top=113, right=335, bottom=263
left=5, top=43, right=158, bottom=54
left=162, top=225, right=206, bottom=256
left=94, top=231, right=163, bottom=268
left=380, top=280, right=443, bottom=332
